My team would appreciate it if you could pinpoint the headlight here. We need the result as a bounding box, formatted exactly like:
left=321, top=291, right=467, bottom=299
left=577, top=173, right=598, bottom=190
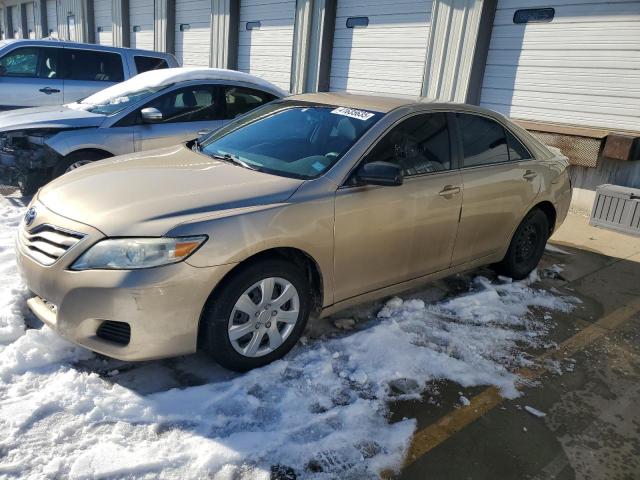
left=71, top=236, right=207, bottom=270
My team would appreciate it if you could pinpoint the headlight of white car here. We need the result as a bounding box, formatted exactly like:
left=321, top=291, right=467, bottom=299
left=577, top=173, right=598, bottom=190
left=71, top=236, right=207, bottom=270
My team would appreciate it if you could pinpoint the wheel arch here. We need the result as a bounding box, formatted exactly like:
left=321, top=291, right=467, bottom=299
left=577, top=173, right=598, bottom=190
left=196, top=246, right=325, bottom=348
left=533, top=200, right=557, bottom=235
left=64, top=148, right=114, bottom=160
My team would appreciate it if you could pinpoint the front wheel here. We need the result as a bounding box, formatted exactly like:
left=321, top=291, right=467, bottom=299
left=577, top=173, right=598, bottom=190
left=200, top=259, right=311, bottom=372
left=53, top=151, right=111, bottom=179
left=493, top=209, right=550, bottom=280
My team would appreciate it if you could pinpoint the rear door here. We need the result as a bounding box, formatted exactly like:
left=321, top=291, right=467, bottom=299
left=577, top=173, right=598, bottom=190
left=0, top=46, right=63, bottom=107
left=450, top=113, right=543, bottom=266
left=61, top=48, right=125, bottom=103
left=132, top=84, right=224, bottom=151
left=333, top=111, right=462, bottom=302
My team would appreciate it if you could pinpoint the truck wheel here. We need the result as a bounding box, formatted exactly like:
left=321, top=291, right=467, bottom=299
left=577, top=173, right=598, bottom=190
left=53, top=151, right=111, bottom=179
left=200, top=259, right=311, bottom=372
left=493, top=208, right=550, bottom=280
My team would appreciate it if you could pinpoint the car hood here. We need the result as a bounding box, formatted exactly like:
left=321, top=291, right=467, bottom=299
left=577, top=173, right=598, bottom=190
left=0, top=105, right=105, bottom=132
left=38, top=145, right=305, bottom=236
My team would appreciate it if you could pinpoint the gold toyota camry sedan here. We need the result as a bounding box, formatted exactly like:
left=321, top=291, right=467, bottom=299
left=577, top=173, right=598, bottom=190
left=16, top=93, right=572, bottom=371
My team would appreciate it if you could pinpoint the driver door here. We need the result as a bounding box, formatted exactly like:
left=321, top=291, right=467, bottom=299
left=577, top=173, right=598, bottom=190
left=333, top=112, right=463, bottom=302
left=133, top=84, right=224, bottom=151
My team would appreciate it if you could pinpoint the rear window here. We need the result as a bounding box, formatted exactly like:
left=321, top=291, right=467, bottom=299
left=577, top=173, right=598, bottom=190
left=64, top=49, right=124, bottom=82
left=134, top=56, right=169, bottom=74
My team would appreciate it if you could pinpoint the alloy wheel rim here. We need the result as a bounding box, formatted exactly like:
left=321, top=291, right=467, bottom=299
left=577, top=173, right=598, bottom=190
left=227, top=277, right=300, bottom=358
left=515, top=224, right=538, bottom=263
left=65, top=160, right=93, bottom=173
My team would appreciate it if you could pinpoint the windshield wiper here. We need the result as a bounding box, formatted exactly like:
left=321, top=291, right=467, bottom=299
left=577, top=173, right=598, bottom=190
left=209, top=152, right=258, bottom=171
left=191, top=139, right=200, bottom=152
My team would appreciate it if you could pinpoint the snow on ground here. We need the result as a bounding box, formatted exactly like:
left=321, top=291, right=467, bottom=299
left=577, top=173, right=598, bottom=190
left=0, top=196, right=576, bottom=479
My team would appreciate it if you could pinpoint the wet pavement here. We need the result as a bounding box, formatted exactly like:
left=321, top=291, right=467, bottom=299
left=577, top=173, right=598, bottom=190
left=392, top=214, right=640, bottom=480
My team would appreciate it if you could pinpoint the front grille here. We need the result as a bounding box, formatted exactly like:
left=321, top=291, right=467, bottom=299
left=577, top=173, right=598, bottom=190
left=96, top=321, right=131, bottom=346
left=19, top=224, right=85, bottom=266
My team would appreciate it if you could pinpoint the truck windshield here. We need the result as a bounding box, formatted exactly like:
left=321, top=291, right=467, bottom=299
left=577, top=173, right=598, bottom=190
left=200, top=101, right=382, bottom=179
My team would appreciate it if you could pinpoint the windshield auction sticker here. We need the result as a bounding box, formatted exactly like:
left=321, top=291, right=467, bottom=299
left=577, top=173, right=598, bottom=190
left=331, top=107, right=375, bottom=121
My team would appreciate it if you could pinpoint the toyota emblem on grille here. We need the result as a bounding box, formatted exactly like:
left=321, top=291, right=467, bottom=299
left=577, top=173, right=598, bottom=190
left=24, top=207, right=37, bottom=227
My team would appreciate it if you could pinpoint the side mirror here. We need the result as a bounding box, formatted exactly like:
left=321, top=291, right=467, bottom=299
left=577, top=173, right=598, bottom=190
left=356, top=161, right=403, bottom=187
left=141, top=107, right=163, bottom=123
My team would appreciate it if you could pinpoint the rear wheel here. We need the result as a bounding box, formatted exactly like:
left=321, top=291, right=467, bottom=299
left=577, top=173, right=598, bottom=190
left=494, top=208, right=550, bottom=280
left=53, top=151, right=111, bottom=179
left=200, top=259, right=311, bottom=372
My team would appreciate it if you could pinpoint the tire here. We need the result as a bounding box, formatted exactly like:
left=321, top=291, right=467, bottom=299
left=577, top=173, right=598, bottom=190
left=17, top=170, right=44, bottom=196
left=52, top=151, right=111, bottom=179
left=200, top=259, right=311, bottom=372
left=493, top=208, right=550, bottom=280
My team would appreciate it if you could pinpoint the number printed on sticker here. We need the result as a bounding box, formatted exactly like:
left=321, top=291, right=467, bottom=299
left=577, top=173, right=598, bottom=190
left=331, top=107, right=375, bottom=121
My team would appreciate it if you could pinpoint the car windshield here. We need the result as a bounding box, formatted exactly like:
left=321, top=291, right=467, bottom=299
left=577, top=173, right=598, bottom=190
left=200, top=101, right=383, bottom=179
left=69, top=85, right=169, bottom=115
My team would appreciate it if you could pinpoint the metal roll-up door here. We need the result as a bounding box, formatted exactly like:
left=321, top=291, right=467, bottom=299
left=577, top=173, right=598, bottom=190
left=26, top=2, right=36, bottom=38
left=11, top=6, right=21, bottom=38
left=175, top=0, right=212, bottom=66
left=480, top=0, right=640, bottom=131
left=237, top=0, right=297, bottom=91
left=93, top=0, right=112, bottom=45
left=46, top=0, right=57, bottom=37
left=329, top=0, right=432, bottom=97
left=130, top=0, right=155, bottom=50
left=0, top=8, right=5, bottom=40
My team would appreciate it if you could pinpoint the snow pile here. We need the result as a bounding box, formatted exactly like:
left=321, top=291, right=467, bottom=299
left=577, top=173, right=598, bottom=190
left=0, top=198, right=575, bottom=479
left=70, top=68, right=288, bottom=110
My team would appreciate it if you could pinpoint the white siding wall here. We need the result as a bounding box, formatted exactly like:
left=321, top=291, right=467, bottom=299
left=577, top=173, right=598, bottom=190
left=26, top=2, right=36, bottom=38
left=237, top=0, right=296, bottom=91
left=130, top=0, right=155, bottom=50
left=481, top=0, right=640, bottom=131
left=329, top=0, right=432, bottom=97
left=175, top=0, right=212, bottom=66
left=93, top=0, right=112, bottom=45
left=46, top=0, right=58, bottom=37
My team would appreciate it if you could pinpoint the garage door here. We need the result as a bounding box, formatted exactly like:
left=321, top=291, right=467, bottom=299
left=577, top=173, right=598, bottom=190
left=130, top=0, right=154, bottom=50
left=93, top=0, right=112, bottom=45
left=480, top=0, right=640, bottom=131
left=237, top=0, right=296, bottom=91
left=11, top=6, right=21, bottom=38
left=46, top=0, right=57, bottom=37
left=26, top=2, right=36, bottom=38
left=329, top=0, right=432, bottom=97
left=175, top=0, right=211, bottom=66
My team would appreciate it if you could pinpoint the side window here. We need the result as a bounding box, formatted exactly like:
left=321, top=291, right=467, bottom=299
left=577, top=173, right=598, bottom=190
left=456, top=113, right=509, bottom=167
left=143, top=86, right=220, bottom=123
left=134, top=56, right=169, bottom=74
left=63, top=49, right=124, bottom=82
left=224, top=86, right=276, bottom=119
left=0, top=47, right=39, bottom=77
left=505, top=129, right=532, bottom=161
left=363, top=112, right=452, bottom=176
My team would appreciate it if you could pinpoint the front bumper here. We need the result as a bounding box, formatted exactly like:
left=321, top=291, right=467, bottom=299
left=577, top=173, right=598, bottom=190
left=16, top=201, right=236, bottom=361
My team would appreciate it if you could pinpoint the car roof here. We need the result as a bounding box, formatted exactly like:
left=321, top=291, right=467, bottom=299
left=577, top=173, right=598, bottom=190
left=80, top=67, right=288, bottom=106
left=290, top=92, right=418, bottom=113
left=0, top=38, right=175, bottom=58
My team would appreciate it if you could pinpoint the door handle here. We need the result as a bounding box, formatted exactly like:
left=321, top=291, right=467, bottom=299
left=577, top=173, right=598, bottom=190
left=438, top=185, right=461, bottom=197
left=39, top=87, right=60, bottom=95
left=523, top=170, right=538, bottom=181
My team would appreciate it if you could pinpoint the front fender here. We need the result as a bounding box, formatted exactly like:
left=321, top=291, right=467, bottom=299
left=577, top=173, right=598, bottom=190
left=45, top=128, right=133, bottom=157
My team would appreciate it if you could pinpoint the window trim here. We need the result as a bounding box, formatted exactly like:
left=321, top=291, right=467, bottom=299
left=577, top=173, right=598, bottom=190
left=452, top=112, right=534, bottom=171
left=340, top=110, right=459, bottom=189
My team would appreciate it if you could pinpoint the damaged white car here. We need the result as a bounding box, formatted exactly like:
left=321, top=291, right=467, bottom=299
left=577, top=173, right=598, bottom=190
left=0, top=67, right=286, bottom=194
